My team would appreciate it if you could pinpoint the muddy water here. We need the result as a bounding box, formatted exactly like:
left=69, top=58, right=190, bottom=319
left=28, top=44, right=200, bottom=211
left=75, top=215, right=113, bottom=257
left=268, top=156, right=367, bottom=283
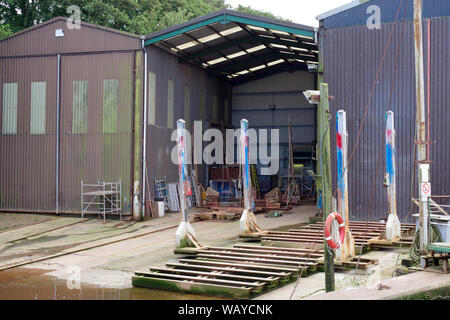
left=0, top=268, right=222, bottom=300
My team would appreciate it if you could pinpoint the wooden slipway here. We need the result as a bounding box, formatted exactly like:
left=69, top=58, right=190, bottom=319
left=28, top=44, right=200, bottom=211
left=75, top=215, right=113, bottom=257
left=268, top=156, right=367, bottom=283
left=132, top=245, right=321, bottom=299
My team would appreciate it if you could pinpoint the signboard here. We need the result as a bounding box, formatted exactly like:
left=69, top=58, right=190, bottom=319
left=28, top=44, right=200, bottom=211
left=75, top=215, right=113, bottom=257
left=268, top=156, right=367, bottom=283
left=420, top=182, right=431, bottom=201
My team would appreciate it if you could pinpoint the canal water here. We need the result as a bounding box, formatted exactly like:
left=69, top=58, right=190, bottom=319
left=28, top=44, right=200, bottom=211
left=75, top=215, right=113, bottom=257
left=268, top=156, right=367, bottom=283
left=0, top=268, right=222, bottom=300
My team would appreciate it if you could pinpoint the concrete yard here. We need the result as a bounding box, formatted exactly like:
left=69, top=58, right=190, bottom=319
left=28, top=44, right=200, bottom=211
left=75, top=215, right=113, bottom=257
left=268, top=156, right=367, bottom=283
left=0, top=206, right=449, bottom=300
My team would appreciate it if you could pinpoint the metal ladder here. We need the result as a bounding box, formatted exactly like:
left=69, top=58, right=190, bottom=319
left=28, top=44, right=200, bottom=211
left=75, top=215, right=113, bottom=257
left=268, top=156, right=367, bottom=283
left=154, top=177, right=168, bottom=210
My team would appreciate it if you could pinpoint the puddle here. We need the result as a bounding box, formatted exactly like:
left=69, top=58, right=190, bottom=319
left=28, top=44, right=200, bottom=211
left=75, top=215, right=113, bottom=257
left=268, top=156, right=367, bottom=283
left=0, top=268, right=223, bottom=300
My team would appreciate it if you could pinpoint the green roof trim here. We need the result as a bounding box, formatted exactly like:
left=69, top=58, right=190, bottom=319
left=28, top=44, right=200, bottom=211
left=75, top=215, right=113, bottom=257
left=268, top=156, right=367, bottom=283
left=227, top=15, right=314, bottom=38
left=145, top=15, right=225, bottom=45
left=145, top=13, right=314, bottom=46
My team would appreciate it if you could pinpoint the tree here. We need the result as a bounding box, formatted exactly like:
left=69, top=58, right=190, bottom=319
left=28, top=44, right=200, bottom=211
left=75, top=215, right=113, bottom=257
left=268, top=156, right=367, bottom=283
left=0, top=23, right=12, bottom=39
left=0, top=0, right=288, bottom=38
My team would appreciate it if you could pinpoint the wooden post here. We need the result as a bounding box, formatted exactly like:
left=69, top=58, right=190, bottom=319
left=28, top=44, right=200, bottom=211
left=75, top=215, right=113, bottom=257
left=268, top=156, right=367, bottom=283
left=385, top=111, right=401, bottom=241
left=318, top=83, right=335, bottom=292
left=239, top=119, right=262, bottom=235
left=335, top=110, right=355, bottom=261
left=175, top=119, right=199, bottom=248
left=413, top=0, right=431, bottom=252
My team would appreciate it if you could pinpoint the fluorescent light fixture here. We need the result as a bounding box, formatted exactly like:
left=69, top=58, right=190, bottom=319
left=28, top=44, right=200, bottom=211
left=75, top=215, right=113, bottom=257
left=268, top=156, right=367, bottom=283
left=270, top=43, right=288, bottom=49
left=291, top=47, right=308, bottom=52
left=246, top=44, right=266, bottom=53
left=236, top=70, right=250, bottom=75
left=280, top=38, right=297, bottom=43
left=176, top=41, right=197, bottom=50
left=247, top=25, right=266, bottom=32
left=249, top=64, right=266, bottom=72
left=207, top=57, right=227, bottom=65
left=270, top=29, right=290, bottom=36
left=220, top=26, right=242, bottom=36
left=267, top=59, right=285, bottom=66
left=258, top=34, right=275, bottom=39
left=198, top=33, right=221, bottom=43
left=226, top=51, right=246, bottom=59
left=279, top=51, right=295, bottom=55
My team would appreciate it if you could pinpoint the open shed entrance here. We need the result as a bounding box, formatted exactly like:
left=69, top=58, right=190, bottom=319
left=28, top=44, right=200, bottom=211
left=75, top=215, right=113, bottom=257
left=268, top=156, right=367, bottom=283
left=145, top=9, right=318, bottom=200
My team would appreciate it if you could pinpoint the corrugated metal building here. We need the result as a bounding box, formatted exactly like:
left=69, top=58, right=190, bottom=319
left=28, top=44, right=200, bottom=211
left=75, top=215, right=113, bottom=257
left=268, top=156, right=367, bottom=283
left=0, top=18, right=141, bottom=214
left=1, top=11, right=319, bottom=218
left=144, top=10, right=318, bottom=196
left=318, top=0, right=450, bottom=222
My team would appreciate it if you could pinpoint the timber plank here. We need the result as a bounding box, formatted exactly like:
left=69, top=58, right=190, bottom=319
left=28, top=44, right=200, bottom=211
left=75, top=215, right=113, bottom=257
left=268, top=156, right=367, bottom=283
left=132, top=275, right=252, bottom=299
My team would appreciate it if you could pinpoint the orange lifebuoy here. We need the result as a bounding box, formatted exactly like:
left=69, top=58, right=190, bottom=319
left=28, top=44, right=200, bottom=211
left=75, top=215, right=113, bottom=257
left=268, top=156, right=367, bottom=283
left=324, top=212, right=346, bottom=249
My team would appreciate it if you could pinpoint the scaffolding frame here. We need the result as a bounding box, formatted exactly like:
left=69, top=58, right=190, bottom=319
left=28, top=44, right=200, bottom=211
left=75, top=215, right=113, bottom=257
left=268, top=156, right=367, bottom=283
left=81, top=180, right=122, bottom=223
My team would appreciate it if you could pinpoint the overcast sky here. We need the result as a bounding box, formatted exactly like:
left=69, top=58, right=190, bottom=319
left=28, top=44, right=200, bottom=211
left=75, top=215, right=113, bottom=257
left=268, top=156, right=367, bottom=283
left=225, top=0, right=352, bottom=27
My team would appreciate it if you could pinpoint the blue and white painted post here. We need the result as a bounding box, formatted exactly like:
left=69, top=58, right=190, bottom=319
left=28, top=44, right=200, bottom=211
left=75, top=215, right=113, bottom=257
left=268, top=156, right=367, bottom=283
left=336, top=110, right=355, bottom=261
left=385, top=111, right=401, bottom=241
left=239, top=119, right=262, bottom=235
left=175, top=119, right=199, bottom=248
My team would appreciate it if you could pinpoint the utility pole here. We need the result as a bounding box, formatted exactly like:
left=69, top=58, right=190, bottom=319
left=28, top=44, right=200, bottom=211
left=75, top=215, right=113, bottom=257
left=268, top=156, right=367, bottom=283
left=413, top=0, right=430, bottom=252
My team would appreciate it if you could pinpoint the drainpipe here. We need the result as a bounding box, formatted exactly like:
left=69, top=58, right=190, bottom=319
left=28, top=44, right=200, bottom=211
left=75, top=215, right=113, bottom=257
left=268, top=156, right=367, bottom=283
left=141, top=37, right=148, bottom=218
left=56, top=54, right=61, bottom=215
left=132, top=46, right=143, bottom=220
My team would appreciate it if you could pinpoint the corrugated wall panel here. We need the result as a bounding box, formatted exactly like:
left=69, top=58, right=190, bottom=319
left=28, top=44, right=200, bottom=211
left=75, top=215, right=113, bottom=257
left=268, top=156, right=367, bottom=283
left=430, top=17, right=450, bottom=207
left=145, top=46, right=232, bottom=195
left=232, top=71, right=316, bottom=181
left=59, top=52, right=134, bottom=213
left=0, top=56, right=57, bottom=211
left=323, top=17, right=449, bottom=222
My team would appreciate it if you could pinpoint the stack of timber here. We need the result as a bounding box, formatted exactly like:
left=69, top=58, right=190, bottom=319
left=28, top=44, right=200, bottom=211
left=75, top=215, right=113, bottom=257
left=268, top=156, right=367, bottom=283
left=132, top=245, right=321, bottom=299
left=204, top=187, right=220, bottom=205
left=192, top=210, right=241, bottom=221
left=264, top=187, right=282, bottom=204
left=260, top=221, right=416, bottom=251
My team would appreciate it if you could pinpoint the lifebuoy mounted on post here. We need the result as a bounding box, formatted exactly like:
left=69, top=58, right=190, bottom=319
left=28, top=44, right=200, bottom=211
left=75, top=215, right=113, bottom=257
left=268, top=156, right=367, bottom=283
left=324, top=212, right=346, bottom=249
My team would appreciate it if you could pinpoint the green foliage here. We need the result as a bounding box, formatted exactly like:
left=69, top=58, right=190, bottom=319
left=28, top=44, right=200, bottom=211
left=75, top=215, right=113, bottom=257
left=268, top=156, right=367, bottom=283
left=0, top=23, right=12, bottom=39
left=0, top=0, right=287, bottom=36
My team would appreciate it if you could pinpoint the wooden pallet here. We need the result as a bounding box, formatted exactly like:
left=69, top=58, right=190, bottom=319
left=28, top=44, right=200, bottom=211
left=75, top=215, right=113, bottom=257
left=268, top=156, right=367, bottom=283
left=193, top=211, right=240, bottom=221
left=132, top=244, right=320, bottom=299
left=259, top=221, right=416, bottom=251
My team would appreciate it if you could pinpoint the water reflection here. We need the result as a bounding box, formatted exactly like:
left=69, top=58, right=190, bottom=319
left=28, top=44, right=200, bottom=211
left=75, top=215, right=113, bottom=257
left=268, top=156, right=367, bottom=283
left=0, top=268, right=223, bottom=300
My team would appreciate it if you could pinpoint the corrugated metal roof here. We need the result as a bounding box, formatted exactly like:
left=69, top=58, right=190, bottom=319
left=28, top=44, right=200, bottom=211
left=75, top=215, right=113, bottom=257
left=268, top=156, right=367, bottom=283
left=145, top=10, right=318, bottom=84
left=0, top=18, right=141, bottom=58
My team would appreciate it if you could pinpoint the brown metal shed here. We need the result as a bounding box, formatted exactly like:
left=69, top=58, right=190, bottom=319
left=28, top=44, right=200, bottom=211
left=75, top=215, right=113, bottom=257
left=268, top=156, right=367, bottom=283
left=318, top=0, right=450, bottom=222
left=0, top=17, right=141, bottom=214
